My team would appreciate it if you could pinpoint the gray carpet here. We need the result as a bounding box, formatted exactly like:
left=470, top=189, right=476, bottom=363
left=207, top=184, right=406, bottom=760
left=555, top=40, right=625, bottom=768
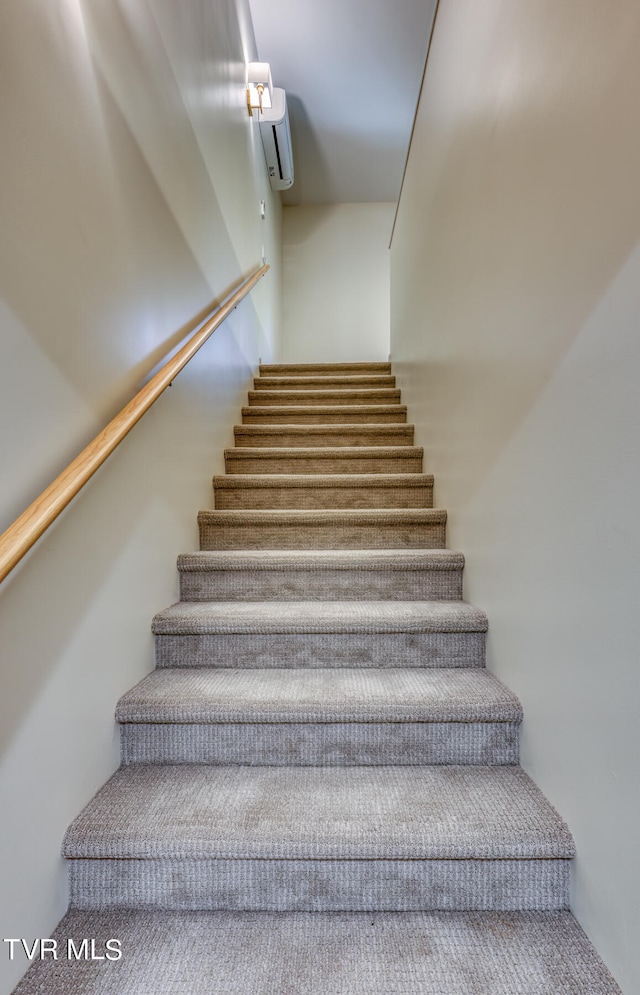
left=13, top=362, right=621, bottom=991
left=151, top=600, right=488, bottom=669
left=152, top=599, right=487, bottom=634
left=116, top=668, right=522, bottom=765
left=116, top=667, right=521, bottom=723
left=178, top=548, right=460, bottom=600
left=12, top=910, right=622, bottom=994
left=178, top=548, right=461, bottom=601
left=177, top=548, right=462, bottom=570
left=153, top=630, right=487, bottom=669
left=119, top=718, right=521, bottom=766
left=62, top=765, right=574, bottom=861
left=66, top=855, right=573, bottom=913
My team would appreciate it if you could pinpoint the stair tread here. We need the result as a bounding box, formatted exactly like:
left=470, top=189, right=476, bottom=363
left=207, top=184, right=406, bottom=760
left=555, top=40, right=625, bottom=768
left=62, top=765, right=574, bottom=860
left=234, top=423, right=413, bottom=434
left=242, top=403, right=407, bottom=415
left=254, top=375, right=396, bottom=387
left=198, top=508, right=445, bottom=523
left=244, top=403, right=404, bottom=410
left=49, top=361, right=589, bottom=944
left=248, top=389, right=402, bottom=403
left=178, top=549, right=462, bottom=571
left=13, top=909, right=621, bottom=994
left=116, top=668, right=521, bottom=724
left=261, top=362, right=392, bottom=373
left=212, top=472, right=433, bottom=488
left=249, top=388, right=401, bottom=395
left=233, top=426, right=415, bottom=448
left=226, top=445, right=422, bottom=457
left=152, top=600, right=485, bottom=634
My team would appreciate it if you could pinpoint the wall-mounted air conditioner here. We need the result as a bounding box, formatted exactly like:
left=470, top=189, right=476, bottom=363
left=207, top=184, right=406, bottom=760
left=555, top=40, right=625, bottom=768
left=259, top=88, right=294, bottom=191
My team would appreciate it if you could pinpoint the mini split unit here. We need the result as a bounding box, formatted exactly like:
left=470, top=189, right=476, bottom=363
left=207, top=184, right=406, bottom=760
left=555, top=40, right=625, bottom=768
left=258, top=88, right=294, bottom=191
left=246, top=65, right=294, bottom=191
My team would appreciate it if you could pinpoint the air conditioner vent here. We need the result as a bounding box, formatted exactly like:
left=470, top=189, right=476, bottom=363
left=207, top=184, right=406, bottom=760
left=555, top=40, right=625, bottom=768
left=259, top=88, right=294, bottom=191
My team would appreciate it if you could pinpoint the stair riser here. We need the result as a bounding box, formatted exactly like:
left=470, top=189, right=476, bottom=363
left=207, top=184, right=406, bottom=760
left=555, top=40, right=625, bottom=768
left=254, top=376, right=396, bottom=389
left=179, top=566, right=460, bottom=601
left=198, top=520, right=446, bottom=550
left=155, top=632, right=486, bottom=669
left=120, top=722, right=519, bottom=766
left=242, top=406, right=408, bottom=424
left=69, top=858, right=570, bottom=912
left=260, top=363, right=392, bottom=375
left=233, top=428, right=415, bottom=447
left=213, top=482, right=433, bottom=510
left=248, top=390, right=401, bottom=406
left=224, top=454, right=423, bottom=474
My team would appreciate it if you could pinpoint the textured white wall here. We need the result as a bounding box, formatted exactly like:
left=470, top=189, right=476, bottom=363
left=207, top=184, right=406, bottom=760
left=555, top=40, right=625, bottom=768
left=0, top=1, right=281, bottom=991
left=391, top=1, right=640, bottom=991
left=282, top=203, right=393, bottom=362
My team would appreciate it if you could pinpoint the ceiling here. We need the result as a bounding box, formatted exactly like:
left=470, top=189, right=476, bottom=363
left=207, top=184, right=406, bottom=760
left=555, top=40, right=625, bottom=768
left=248, top=0, right=437, bottom=205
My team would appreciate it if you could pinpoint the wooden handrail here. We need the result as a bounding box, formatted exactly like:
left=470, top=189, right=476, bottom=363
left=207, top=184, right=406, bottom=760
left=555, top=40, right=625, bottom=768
left=0, top=264, right=269, bottom=584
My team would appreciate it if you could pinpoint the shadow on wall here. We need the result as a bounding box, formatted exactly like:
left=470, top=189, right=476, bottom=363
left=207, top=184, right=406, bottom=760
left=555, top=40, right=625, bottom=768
left=0, top=25, right=218, bottom=413
left=393, top=100, right=640, bottom=509
left=280, top=94, right=332, bottom=207
left=0, top=0, right=260, bottom=424
left=287, top=123, right=405, bottom=207
left=281, top=202, right=344, bottom=244
left=0, top=325, right=245, bottom=765
left=140, top=271, right=261, bottom=387
left=0, top=421, right=164, bottom=764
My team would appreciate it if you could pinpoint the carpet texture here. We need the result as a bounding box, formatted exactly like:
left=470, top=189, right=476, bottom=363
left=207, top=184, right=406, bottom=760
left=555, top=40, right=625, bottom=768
left=62, top=765, right=574, bottom=861
left=13, top=362, right=621, bottom=992
left=116, top=667, right=520, bottom=723
left=211, top=472, right=434, bottom=510
left=246, top=388, right=402, bottom=405
left=233, top=423, right=415, bottom=446
left=177, top=549, right=460, bottom=600
left=12, top=910, right=622, bottom=994
left=224, top=445, right=424, bottom=474
left=116, top=668, right=522, bottom=766
left=198, top=506, right=446, bottom=548
left=67, top=856, right=572, bottom=913
left=63, top=764, right=573, bottom=861
left=153, top=630, right=487, bottom=669
left=260, top=361, right=393, bottom=373
left=151, top=600, right=488, bottom=635
left=119, top=719, right=520, bottom=766
left=151, top=600, right=488, bottom=669
left=241, top=403, right=408, bottom=423
left=254, top=374, right=397, bottom=389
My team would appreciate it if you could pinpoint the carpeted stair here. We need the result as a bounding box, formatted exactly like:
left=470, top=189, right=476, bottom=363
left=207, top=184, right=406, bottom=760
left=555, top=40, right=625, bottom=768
left=13, top=361, right=620, bottom=993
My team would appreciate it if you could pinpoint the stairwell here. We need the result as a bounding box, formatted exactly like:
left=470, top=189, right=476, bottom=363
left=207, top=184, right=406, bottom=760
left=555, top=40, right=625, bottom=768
left=14, top=363, right=621, bottom=993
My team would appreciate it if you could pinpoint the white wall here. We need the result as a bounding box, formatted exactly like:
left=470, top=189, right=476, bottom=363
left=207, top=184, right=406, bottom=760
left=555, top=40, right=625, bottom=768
left=282, top=203, right=393, bottom=362
left=391, top=1, right=640, bottom=991
left=0, top=1, right=281, bottom=991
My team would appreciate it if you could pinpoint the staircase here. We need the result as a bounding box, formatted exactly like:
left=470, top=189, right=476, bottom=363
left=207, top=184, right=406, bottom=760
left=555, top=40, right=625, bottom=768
left=14, top=363, right=620, bottom=993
